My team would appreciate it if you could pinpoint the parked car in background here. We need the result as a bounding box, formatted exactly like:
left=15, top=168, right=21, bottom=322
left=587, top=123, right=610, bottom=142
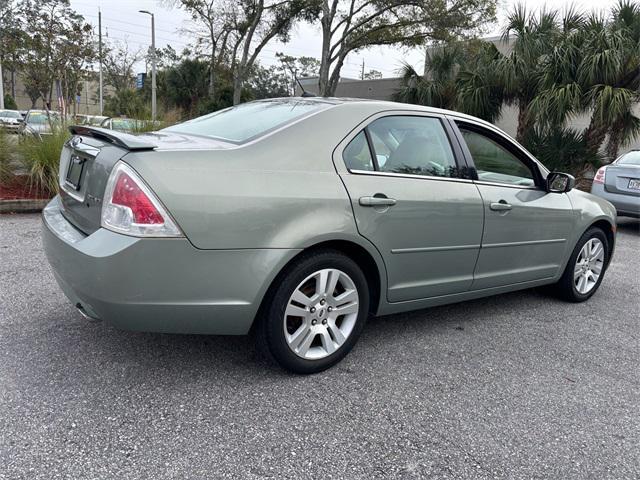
left=591, top=150, right=640, bottom=218
left=42, top=98, right=617, bottom=374
left=19, top=110, right=62, bottom=138
left=74, top=114, right=108, bottom=127
left=0, top=109, right=24, bottom=133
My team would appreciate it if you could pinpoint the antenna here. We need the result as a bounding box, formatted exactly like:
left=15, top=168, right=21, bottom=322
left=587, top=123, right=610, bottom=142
left=295, top=75, right=316, bottom=98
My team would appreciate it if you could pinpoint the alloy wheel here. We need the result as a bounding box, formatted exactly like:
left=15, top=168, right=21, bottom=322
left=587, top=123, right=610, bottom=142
left=574, top=238, right=605, bottom=294
left=283, top=268, right=359, bottom=360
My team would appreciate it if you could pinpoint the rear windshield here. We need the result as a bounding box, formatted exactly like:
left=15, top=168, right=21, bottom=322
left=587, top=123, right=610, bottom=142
left=618, top=151, right=640, bottom=166
left=163, top=100, right=329, bottom=143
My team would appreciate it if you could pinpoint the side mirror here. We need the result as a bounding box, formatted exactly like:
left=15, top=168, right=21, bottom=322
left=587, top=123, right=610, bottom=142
left=17, top=118, right=24, bottom=123
left=547, top=172, right=575, bottom=193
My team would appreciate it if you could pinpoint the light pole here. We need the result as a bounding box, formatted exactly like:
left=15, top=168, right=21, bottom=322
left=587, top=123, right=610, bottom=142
left=139, top=10, right=156, bottom=121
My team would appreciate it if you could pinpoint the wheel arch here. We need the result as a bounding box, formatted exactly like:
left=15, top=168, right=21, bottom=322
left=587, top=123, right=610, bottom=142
left=249, top=237, right=387, bottom=333
left=586, top=218, right=616, bottom=267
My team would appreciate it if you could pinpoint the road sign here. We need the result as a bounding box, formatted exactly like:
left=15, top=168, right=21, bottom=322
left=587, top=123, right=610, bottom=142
left=136, top=73, right=146, bottom=90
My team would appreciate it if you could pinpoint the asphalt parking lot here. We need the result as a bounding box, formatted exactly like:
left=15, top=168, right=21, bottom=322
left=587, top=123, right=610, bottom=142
left=1, top=213, right=638, bottom=479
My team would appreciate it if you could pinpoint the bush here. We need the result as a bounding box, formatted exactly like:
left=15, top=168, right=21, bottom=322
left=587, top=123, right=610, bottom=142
left=3, top=94, right=18, bottom=110
left=18, top=127, right=69, bottom=196
left=522, top=128, right=603, bottom=179
left=0, top=128, right=16, bottom=184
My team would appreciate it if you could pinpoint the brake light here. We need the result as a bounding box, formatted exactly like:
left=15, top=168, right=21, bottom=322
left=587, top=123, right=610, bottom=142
left=593, top=166, right=606, bottom=184
left=111, top=172, right=163, bottom=224
left=101, top=162, right=182, bottom=237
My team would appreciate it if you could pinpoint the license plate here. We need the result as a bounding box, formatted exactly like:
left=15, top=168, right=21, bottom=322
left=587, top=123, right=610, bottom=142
left=629, top=179, right=640, bottom=190
left=65, top=155, right=86, bottom=191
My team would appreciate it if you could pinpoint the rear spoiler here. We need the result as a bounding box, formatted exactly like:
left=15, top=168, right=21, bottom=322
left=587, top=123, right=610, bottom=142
left=68, top=125, right=157, bottom=151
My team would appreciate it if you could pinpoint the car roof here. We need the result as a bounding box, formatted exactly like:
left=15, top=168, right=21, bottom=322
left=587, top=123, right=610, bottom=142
left=254, top=96, right=497, bottom=130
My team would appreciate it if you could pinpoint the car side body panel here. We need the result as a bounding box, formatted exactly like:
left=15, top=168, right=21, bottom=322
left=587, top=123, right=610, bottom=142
left=42, top=99, right=618, bottom=334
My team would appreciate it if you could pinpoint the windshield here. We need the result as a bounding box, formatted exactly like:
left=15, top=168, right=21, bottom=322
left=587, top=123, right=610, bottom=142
left=0, top=110, right=21, bottom=118
left=617, top=151, right=640, bottom=166
left=163, top=100, right=330, bottom=143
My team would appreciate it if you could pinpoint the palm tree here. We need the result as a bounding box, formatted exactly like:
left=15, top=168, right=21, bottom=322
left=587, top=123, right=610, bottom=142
left=394, top=43, right=465, bottom=111
left=395, top=40, right=505, bottom=123
left=532, top=2, right=640, bottom=160
left=496, top=5, right=562, bottom=141
left=455, top=41, right=505, bottom=124
left=605, top=0, right=640, bottom=158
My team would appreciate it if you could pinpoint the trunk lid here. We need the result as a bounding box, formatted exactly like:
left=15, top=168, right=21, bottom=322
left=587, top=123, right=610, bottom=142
left=604, top=165, right=640, bottom=197
left=58, top=127, right=234, bottom=235
left=58, top=134, right=133, bottom=235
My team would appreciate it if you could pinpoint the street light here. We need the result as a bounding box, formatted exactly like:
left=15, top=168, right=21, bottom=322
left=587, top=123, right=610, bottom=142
left=139, top=10, right=156, bottom=122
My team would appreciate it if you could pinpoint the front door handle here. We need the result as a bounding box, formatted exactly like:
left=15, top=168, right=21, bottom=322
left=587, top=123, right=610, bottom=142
left=359, top=195, right=397, bottom=207
left=490, top=200, right=512, bottom=211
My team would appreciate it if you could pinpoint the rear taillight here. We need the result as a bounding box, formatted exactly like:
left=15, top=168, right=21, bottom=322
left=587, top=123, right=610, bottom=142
left=101, top=162, right=182, bottom=237
left=593, top=166, right=607, bottom=184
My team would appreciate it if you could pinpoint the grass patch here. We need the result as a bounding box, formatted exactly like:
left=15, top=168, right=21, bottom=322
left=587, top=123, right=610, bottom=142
left=18, top=127, right=70, bottom=196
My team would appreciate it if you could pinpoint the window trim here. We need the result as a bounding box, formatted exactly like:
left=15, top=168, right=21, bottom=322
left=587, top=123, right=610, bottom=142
left=450, top=118, right=548, bottom=190
left=340, top=113, right=471, bottom=181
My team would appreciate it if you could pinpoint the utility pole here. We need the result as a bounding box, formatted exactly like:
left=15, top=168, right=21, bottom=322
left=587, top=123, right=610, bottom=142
left=139, top=10, right=156, bottom=121
left=361, top=59, right=365, bottom=80
left=98, top=8, right=103, bottom=115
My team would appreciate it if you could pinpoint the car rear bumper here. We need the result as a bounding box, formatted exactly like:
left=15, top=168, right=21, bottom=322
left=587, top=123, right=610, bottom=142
left=42, top=196, right=300, bottom=334
left=590, top=183, right=640, bottom=218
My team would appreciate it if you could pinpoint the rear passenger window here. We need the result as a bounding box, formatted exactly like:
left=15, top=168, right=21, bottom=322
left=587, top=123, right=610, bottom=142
left=342, top=116, right=459, bottom=178
left=343, top=131, right=374, bottom=171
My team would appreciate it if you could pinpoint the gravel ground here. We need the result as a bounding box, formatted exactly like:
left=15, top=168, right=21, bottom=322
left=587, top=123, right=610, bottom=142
left=1, top=213, right=638, bottom=479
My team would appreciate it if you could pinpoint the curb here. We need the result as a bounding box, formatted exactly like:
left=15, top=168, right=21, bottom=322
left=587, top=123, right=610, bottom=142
left=0, top=198, right=50, bottom=214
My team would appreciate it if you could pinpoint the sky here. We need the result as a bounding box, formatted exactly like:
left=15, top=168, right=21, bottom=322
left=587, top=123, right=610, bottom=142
left=69, top=0, right=623, bottom=80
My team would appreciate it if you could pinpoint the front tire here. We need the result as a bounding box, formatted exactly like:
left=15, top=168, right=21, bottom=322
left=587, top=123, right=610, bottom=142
left=554, top=227, right=609, bottom=302
left=257, top=249, right=370, bottom=374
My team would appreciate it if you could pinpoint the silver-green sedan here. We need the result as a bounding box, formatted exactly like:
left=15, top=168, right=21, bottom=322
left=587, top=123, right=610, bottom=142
left=42, top=98, right=617, bottom=373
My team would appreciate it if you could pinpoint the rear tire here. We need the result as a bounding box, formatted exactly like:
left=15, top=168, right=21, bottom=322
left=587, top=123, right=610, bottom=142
left=554, top=227, right=609, bottom=302
left=256, top=249, right=369, bottom=374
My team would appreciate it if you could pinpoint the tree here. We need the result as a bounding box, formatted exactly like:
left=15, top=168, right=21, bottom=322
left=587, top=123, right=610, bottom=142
left=102, top=40, right=142, bottom=93
left=394, top=43, right=465, bottom=110
left=531, top=2, right=640, bottom=160
left=177, top=0, right=233, bottom=98
left=496, top=5, right=564, bottom=141
left=394, top=40, right=504, bottom=123
left=362, top=68, right=382, bottom=80
left=0, top=0, right=27, bottom=100
left=275, top=52, right=321, bottom=94
left=225, top=0, right=315, bottom=105
left=20, top=0, right=95, bottom=110
left=165, top=58, right=210, bottom=115
left=316, top=0, right=496, bottom=97
left=247, top=62, right=290, bottom=99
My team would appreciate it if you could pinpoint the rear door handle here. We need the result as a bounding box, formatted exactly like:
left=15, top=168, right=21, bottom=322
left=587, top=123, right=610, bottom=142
left=490, top=200, right=512, bottom=211
left=359, top=195, right=397, bottom=207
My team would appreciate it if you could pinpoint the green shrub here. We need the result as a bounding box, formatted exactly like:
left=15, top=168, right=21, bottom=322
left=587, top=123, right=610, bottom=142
left=3, top=94, right=18, bottom=110
left=18, top=127, right=69, bottom=196
left=0, top=127, right=17, bottom=184
left=522, top=128, right=603, bottom=179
